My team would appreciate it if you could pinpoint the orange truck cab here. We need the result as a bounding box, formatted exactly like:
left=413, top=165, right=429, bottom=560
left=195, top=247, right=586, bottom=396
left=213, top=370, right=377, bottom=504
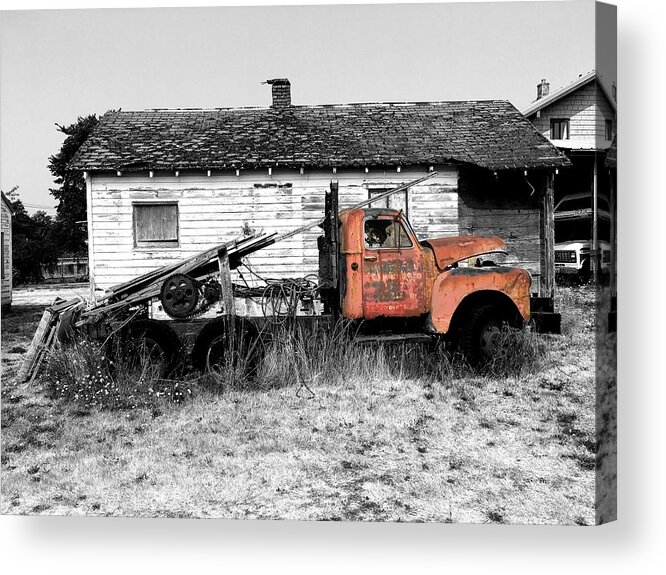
left=334, top=207, right=532, bottom=362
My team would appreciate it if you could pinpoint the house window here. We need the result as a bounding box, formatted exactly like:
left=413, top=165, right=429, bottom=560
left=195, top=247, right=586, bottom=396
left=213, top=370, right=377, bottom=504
left=605, top=119, right=613, bottom=140
left=367, top=188, right=409, bottom=217
left=550, top=119, right=570, bottom=140
left=1, top=232, right=4, bottom=280
left=133, top=203, right=179, bottom=248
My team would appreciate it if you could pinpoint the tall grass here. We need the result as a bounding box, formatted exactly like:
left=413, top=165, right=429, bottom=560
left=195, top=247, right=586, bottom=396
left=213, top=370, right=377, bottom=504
left=253, top=319, right=543, bottom=391
left=482, top=324, right=545, bottom=378
left=43, top=318, right=545, bottom=411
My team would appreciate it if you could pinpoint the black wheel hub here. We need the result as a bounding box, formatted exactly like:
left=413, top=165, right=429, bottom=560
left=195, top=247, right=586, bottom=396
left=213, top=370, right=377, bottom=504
left=160, top=273, right=200, bottom=318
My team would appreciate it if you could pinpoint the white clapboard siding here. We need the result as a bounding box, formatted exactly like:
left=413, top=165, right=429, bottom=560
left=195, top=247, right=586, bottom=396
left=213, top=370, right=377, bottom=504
left=530, top=80, right=616, bottom=145
left=88, top=166, right=459, bottom=290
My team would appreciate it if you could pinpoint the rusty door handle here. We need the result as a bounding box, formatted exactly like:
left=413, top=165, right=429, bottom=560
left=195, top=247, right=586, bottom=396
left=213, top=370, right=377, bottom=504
left=363, top=255, right=378, bottom=262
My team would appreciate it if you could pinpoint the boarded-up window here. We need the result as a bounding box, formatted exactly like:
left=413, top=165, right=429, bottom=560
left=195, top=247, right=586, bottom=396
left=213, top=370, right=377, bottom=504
left=133, top=203, right=179, bottom=248
left=368, top=188, right=409, bottom=217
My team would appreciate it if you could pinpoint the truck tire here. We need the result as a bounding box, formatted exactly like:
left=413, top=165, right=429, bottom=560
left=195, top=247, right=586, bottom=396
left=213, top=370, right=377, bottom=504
left=191, top=317, right=262, bottom=377
left=459, top=304, right=506, bottom=366
left=120, top=319, right=183, bottom=378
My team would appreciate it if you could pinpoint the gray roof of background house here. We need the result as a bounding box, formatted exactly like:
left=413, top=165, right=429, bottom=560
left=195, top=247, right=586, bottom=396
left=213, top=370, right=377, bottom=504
left=1, top=191, right=13, bottom=214
left=522, top=70, right=617, bottom=117
left=70, top=100, right=570, bottom=172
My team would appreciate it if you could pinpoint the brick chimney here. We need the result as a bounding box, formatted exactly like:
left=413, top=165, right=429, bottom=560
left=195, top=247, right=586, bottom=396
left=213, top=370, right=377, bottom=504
left=537, top=78, right=550, bottom=100
left=265, top=78, right=291, bottom=108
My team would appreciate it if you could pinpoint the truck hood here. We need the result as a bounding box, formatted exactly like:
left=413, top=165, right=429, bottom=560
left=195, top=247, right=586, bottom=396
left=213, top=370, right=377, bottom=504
left=424, top=235, right=506, bottom=270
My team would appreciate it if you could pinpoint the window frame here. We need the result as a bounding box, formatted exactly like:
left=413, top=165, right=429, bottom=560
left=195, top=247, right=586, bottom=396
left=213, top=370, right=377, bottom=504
left=366, top=186, right=409, bottom=218
left=132, top=201, right=180, bottom=249
left=363, top=217, right=414, bottom=251
left=550, top=118, right=570, bottom=140
left=605, top=119, right=613, bottom=141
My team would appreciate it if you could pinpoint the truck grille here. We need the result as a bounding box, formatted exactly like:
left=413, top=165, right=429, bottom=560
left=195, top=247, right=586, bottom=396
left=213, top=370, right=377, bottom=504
left=555, top=250, right=576, bottom=263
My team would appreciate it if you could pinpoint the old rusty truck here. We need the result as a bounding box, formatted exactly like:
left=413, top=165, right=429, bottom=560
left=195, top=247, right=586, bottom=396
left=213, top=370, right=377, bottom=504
left=19, top=174, right=534, bottom=383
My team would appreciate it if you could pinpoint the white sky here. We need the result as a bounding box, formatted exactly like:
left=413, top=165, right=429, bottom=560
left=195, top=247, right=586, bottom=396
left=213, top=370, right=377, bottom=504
left=0, top=1, right=613, bottom=213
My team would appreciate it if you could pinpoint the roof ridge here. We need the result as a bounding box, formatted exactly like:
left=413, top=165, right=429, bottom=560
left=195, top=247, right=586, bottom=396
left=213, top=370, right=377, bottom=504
left=111, top=99, right=512, bottom=114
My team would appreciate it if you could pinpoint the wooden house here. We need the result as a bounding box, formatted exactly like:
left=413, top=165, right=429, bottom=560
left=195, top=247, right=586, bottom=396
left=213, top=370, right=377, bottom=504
left=523, top=70, right=617, bottom=275
left=1, top=191, right=13, bottom=311
left=70, top=79, right=569, bottom=310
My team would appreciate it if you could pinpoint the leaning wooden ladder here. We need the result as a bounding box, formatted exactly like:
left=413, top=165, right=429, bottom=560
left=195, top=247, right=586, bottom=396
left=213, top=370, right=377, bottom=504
left=16, top=297, right=86, bottom=384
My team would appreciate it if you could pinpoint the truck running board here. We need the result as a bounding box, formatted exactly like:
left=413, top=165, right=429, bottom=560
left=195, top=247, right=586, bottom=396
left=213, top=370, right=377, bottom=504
left=354, top=333, right=434, bottom=344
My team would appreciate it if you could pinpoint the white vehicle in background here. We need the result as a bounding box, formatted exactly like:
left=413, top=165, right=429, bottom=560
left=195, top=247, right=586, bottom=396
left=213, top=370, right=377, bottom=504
left=555, top=240, right=611, bottom=280
left=554, top=192, right=611, bottom=223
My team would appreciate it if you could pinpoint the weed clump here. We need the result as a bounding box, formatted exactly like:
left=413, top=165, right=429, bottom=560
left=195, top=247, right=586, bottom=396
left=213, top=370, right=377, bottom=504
left=482, top=324, right=545, bottom=378
left=43, top=338, right=191, bottom=411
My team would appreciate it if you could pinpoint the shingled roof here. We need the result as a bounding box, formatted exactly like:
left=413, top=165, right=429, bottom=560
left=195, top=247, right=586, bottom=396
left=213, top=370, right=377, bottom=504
left=70, top=100, right=569, bottom=172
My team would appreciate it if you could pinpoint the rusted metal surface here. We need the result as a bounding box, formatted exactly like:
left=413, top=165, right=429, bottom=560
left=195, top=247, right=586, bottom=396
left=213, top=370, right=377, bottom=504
left=424, top=236, right=506, bottom=270
left=429, top=266, right=532, bottom=333
left=340, top=210, right=364, bottom=319
left=340, top=207, right=530, bottom=329
left=342, top=208, right=433, bottom=320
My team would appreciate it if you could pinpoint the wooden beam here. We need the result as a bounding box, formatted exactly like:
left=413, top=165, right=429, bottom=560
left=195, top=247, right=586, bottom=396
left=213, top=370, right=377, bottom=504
left=540, top=171, right=555, bottom=299
left=217, top=246, right=234, bottom=317
left=85, top=173, right=96, bottom=301
left=17, top=307, right=55, bottom=383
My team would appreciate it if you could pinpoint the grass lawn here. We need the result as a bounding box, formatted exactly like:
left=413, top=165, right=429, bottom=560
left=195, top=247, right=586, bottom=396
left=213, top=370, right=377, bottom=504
left=0, top=286, right=615, bottom=524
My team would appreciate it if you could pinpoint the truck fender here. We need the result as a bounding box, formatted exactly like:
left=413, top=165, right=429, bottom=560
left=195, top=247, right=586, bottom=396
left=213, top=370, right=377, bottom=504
left=428, top=267, right=531, bottom=334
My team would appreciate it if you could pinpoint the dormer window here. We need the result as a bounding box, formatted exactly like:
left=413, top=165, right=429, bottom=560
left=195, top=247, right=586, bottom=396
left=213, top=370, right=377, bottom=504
left=551, top=118, right=570, bottom=140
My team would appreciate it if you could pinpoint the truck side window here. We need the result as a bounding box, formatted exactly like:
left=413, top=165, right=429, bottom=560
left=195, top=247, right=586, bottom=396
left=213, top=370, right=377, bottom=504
left=365, top=220, right=413, bottom=249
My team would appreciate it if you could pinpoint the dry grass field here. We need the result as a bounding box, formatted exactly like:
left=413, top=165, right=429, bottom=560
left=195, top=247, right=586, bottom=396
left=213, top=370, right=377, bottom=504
left=0, top=285, right=615, bottom=524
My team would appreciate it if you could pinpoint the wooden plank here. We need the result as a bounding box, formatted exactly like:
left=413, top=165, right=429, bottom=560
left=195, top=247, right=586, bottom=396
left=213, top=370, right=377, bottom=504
left=17, top=308, right=56, bottom=383
left=29, top=324, right=57, bottom=386
left=218, top=247, right=234, bottom=317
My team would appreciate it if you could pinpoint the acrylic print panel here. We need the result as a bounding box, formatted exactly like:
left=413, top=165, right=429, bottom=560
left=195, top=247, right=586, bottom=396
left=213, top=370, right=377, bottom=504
left=0, top=0, right=616, bottom=525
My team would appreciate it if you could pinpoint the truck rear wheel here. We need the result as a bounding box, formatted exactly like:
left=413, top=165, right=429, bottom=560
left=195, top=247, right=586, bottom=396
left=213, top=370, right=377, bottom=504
left=120, top=319, right=182, bottom=378
left=192, top=317, right=262, bottom=377
left=459, top=304, right=506, bottom=366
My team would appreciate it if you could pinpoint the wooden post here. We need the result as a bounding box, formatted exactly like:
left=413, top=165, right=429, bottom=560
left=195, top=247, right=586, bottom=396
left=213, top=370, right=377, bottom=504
left=217, top=246, right=234, bottom=317
left=541, top=171, right=555, bottom=300
left=85, top=173, right=96, bottom=302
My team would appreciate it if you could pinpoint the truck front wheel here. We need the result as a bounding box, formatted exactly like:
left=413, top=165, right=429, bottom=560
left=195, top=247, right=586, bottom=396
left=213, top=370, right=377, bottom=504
left=459, top=304, right=507, bottom=366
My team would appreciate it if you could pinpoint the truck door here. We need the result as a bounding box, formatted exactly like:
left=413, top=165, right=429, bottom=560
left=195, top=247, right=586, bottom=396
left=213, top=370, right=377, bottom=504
left=362, top=216, right=427, bottom=319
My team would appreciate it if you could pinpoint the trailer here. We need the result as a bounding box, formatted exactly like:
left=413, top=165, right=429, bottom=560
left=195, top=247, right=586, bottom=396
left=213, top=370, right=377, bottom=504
left=19, top=173, right=537, bottom=383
